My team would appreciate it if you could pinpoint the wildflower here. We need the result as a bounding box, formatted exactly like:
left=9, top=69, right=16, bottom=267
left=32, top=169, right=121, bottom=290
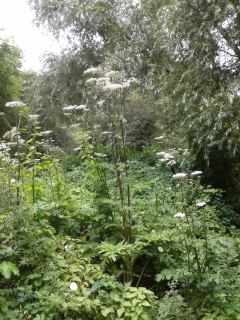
left=97, top=100, right=105, bottom=107
left=122, top=81, right=131, bottom=89
left=103, top=83, right=123, bottom=92
left=157, top=152, right=174, bottom=161
left=6, top=142, right=17, bottom=147
left=63, top=105, right=77, bottom=113
left=85, top=78, right=97, bottom=85
left=167, top=160, right=176, bottom=167
left=191, top=171, right=203, bottom=177
left=64, top=245, right=70, bottom=251
left=196, top=201, right=206, bottom=208
left=5, top=101, right=26, bottom=108
left=165, top=153, right=174, bottom=160
left=70, top=123, right=80, bottom=128
left=174, top=212, right=186, bottom=219
left=96, top=77, right=110, bottom=86
left=39, top=130, right=52, bottom=137
left=83, top=67, right=101, bottom=75
left=102, top=131, right=112, bottom=135
left=94, top=152, right=107, bottom=158
left=156, top=151, right=166, bottom=157
left=18, top=138, right=25, bottom=145
left=173, top=173, right=188, bottom=180
left=128, top=77, right=138, bottom=84
left=0, top=143, right=9, bottom=151
left=123, top=77, right=138, bottom=87
left=105, top=70, right=119, bottom=78
left=29, top=114, right=40, bottom=121
left=3, top=127, right=20, bottom=140
left=75, top=105, right=88, bottom=112
left=154, top=136, right=165, bottom=141
left=10, top=178, right=16, bottom=184
left=69, top=282, right=78, bottom=291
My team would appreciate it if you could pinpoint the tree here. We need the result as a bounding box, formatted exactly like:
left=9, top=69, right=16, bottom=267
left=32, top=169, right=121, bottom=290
left=149, top=0, right=240, bottom=211
left=0, top=39, right=22, bottom=135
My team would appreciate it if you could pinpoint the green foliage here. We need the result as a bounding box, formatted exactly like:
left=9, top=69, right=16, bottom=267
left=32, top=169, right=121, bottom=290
left=0, top=262, right=19, bottom=280
left=0, top=39, right=22, bottom=136
left=2, top=1, right=240, bottom=319
left=1, top=125, right=240, bottom=319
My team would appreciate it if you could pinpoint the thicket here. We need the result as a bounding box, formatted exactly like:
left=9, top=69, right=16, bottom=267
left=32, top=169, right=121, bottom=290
left=1, top=0, right=240, bottom=319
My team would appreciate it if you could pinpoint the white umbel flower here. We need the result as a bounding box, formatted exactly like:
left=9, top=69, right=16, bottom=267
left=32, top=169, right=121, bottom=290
left=174, top=212, right=186, bottom=219
left=97, top=100, right=105, bottom=107
left=123, top=77, right=138, bottom=88
left=94, top=152, right=107, bottom=158
left=83, top=67, right=101, bottom=75
left=196, top=201, right=206, bottom=208
left=69, top=282, right=78, bottom=291
left=105, top=70, right=119, bottom=78
left=156, top=152, right=174, bottom=160
left=63, top=105, right=77, bottom=113
left=103, top=83, right=123, bottom=92
left=154, top=136, right=165, bottom=141
left=29, top=114, right=40, bottom=121
left=102, top=131, right=112, bottom=135
left=173, top=173, right=188, bottom=180
left=75, top=105, right=88, bottom=112
left=191, top=171, right=203, bottom=177
left=96, top=77, right=110, bottom=87
left=39, top=130, right=52, bottom=137
left=167, top=160, right=176, bottom=166
left=5, top=101, right=26, bottom=108
left=85, top=78, right=97, bottom=85
left=0, top=143, right=9, bottom=151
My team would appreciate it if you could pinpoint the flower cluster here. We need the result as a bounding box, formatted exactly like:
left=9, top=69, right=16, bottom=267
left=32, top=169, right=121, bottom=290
left=154, top=136, right=165, bottom=142
left=191, top=171, right=203, bottom=177
left=157, top=151, right=174, bottom=162
left=174, top=212, right=186, bottom=219
left=83, top=67, right=101, bottom=75
left=84, top=66, right=138, bottom=94
left=5, top=101, right=26, bottom=108
left=69, top=282, right=78, bottom=291
left=29, top=114, right=40, bottom=122
left=173, top=173, right=188, bottom=180
left=63, top=105, right=89, bottom=114
left=196, top=201, right=207, bottom=208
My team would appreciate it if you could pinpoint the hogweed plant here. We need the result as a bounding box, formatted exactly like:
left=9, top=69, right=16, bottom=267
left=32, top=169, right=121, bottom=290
left=85, top=67, right=139, bottom=283
left=157, top=149, right=214, bottom=279
left=63, top=66, right=139, bottom=283
left=0, top=101, right=62, bottom=211
left=3, top=101, right=28, bottom=207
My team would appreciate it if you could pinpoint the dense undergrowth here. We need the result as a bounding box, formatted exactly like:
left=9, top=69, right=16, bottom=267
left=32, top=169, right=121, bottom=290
left=2, top=1, right=240, bottom=319
left=1, top=67, right=240, bottom=320
left=1, top=139, right=240, bottom=319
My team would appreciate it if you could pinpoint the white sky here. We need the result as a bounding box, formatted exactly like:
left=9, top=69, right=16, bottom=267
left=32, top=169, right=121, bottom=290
left=0, top=0, right=62, bottom=72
